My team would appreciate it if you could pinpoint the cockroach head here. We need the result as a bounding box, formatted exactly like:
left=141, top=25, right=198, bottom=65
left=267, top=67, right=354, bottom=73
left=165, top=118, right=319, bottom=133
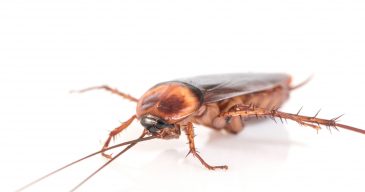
left=140, top=115, right=174, bottom=133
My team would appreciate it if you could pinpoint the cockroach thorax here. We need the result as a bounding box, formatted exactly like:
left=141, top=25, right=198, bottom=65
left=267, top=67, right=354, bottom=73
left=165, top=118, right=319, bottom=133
left=136, top=81, right=203, bottom=124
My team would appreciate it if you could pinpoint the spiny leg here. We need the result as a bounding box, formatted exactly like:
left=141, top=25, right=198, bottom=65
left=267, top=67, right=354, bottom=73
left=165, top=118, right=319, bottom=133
left=71, top=85, right=138, bottom=102
left=102, top=115, right=137, bottom=158
left=185, top=122, right=228, bottom=170
left=221, top=104, right=365, bottom=134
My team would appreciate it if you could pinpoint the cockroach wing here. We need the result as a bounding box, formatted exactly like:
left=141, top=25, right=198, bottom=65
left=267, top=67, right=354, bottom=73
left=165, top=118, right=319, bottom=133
left=177, top=73, right=290, bottom=103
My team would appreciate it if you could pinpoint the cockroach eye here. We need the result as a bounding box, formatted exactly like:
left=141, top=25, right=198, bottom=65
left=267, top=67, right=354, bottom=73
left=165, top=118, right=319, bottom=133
left=146, top=126, right=159, bottom=133
left=140, top=115, right=172, bottom=133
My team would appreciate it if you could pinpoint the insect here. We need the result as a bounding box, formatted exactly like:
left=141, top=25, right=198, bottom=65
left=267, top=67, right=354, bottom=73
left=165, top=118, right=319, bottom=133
left=17, top=73, right=365, bottom=192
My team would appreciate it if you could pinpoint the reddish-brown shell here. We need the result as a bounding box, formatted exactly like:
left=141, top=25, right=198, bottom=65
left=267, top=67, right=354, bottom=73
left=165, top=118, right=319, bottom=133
left=136, top=82, right=203, bottom=124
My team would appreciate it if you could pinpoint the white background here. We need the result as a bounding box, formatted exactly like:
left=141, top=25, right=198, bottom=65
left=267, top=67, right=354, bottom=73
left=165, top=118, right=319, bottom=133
left=1, top=0, right=365, bottom=192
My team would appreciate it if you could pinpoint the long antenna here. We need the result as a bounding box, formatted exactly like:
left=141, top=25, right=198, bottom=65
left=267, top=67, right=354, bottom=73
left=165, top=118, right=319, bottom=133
left=70, top=136, right=142, bottom=191
left=16, top=134, right=156, bottom=192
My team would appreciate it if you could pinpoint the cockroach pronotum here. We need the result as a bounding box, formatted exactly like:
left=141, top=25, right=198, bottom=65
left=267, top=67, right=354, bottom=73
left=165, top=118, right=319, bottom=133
left=17, top=73, right=365, bottom=192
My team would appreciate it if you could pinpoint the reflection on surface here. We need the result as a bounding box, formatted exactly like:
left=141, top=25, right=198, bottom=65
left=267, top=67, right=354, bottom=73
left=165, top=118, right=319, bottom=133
left=122, top=120, right=303, bottom=192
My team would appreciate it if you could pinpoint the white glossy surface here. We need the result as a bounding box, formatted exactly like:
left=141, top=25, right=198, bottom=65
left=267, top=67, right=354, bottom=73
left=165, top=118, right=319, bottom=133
left=1, top=1, right=365, bottom=192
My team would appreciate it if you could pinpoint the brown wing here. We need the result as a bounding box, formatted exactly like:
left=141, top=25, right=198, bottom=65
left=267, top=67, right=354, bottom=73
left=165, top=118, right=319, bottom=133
left=176, top=73, right=291, bottom=103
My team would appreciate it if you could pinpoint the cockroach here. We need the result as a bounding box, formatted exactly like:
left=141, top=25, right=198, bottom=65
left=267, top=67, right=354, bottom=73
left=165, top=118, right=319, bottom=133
left=16, top=73, right=365, bottom=192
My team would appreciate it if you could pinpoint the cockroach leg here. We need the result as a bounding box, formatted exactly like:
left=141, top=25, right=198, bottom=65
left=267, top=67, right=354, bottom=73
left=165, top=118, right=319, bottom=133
left=71, top=85, right=138, bottom=102
left=101, top=115, right=137, bottom=158
left=224, top=116, right=246, bottom=134
left=185, top=122, right=228, bottom=170
left=221, top=104, right=365, bottom=134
